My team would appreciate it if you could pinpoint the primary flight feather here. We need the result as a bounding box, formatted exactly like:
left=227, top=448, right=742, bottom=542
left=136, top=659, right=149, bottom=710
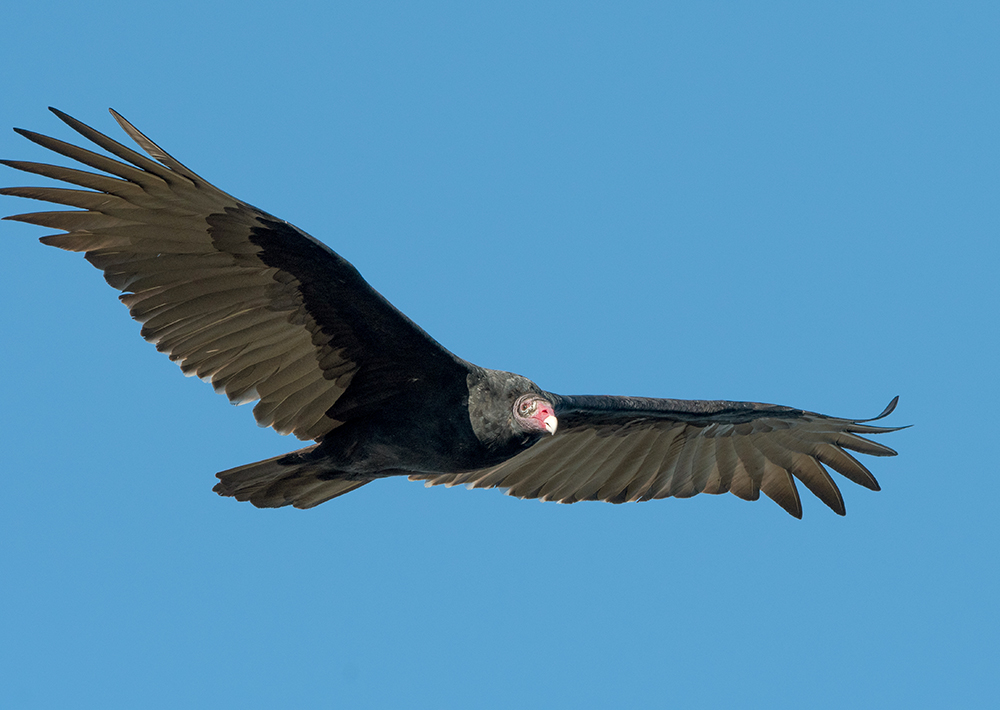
left=1, top=108, right=902, bottom=518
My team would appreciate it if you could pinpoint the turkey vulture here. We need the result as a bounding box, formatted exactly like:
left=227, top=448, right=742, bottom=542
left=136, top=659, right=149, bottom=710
left=1, top=108, right=902, bottom=518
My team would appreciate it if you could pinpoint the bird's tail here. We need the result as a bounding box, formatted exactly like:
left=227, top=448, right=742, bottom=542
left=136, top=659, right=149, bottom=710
left=213, top=446, right=372, bottom=509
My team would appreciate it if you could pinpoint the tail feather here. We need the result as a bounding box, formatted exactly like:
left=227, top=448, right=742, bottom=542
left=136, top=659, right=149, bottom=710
left=213, top=448, right=372, bottom=509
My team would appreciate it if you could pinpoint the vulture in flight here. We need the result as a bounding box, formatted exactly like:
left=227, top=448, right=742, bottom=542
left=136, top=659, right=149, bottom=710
left=1, top=108, right=903, bottom=518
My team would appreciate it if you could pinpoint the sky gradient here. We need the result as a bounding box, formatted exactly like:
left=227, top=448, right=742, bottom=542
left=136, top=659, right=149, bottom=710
left=1, top=2, right=997, bottom=708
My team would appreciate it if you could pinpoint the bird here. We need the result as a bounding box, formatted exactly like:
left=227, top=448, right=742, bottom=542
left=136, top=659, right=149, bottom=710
left=1, top=108, right=903, bottom=518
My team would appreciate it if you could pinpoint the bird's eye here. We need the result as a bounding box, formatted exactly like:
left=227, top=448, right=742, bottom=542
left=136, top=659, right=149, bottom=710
left=519, top=400, right=535, bottom=416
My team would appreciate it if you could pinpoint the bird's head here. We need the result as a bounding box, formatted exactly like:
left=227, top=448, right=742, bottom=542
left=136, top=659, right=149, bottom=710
left=513, top=393, right=558, bottom=436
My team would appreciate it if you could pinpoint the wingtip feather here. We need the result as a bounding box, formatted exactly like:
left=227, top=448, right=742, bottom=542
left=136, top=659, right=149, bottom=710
left=862, top=396, right=899, bottom=422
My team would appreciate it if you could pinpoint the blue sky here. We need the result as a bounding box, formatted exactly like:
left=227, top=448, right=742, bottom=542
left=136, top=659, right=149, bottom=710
left=1, top=2, right=996, bottom=708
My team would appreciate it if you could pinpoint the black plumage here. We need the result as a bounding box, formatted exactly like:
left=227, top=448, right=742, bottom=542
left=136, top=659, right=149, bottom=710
left=1, top=108, right=903, bottom=517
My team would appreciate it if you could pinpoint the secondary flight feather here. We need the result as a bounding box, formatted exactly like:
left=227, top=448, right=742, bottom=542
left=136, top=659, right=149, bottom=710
left=1, top=108, right=902, bottom=517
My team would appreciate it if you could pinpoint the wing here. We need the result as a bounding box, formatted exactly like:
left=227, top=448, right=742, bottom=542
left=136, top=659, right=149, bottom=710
left=412, top=395, right=903, bottom=518
left=2, top=108, right=470, bottom=440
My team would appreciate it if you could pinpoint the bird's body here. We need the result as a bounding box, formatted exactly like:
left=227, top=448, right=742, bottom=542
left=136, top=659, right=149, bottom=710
left=2, top=108, right=902, bottom=517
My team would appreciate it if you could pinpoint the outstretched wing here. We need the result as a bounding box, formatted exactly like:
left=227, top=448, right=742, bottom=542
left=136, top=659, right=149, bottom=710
left=412, top=395, right=902, bottom=517
left=2, top=108, right=470, bottom=441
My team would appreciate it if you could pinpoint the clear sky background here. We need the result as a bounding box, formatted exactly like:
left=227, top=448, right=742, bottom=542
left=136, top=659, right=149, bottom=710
left=1, top=2, right=996, bottom=708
